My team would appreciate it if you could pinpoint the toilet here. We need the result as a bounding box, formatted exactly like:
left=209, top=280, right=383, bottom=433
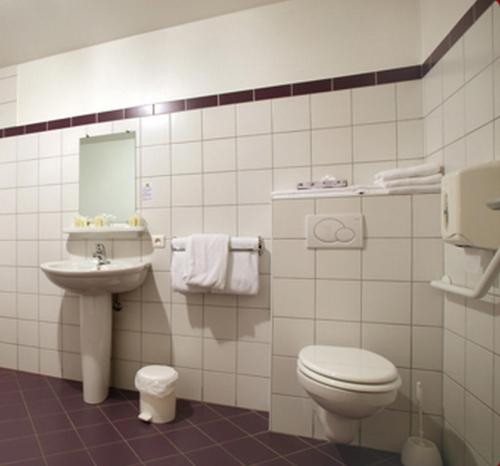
left=297, top=345, right=401, bottom=444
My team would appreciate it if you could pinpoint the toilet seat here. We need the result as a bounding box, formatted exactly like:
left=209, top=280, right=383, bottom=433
left=298, top=346, right=401, bottom=393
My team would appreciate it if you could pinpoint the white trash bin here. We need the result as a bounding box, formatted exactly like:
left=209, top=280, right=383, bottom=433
left=134, top=365, right=178, bottom=423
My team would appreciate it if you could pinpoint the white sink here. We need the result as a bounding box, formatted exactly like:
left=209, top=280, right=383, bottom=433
left=41, top=259, right=150, bottom=295
left=40, top=259, right=150, bottom=404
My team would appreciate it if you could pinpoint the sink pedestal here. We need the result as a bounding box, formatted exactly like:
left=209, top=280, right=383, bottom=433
left=80, top=294, right=112, bottom=404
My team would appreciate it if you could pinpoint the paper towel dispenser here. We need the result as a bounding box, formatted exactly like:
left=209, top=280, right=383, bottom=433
left=431, top=161, right=500, bottom=299
left=441, top=161, right=500, bottom=250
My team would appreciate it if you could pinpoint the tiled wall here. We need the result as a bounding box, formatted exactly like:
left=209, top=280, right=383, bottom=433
left=270, top=193, right=444, bottom=453
left=0, top=66, right=17, bottom=128
left=422, top=4, right=500, bottom=466
left=0, top=81, right=424, bottom=414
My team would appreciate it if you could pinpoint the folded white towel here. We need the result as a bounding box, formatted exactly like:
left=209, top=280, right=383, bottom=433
left=171, top=251, right=206, bottom=294
left=185, top=234, right=229, bottom=290
left=377, top=174, right=442, bottom=188
left=374, top=162, right=442, bottom=182
left=214, top=251, right=259, bottom=295
left=384, top=184, right=441, bottom=195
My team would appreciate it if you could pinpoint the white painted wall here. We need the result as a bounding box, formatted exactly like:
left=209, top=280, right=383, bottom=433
left=419, top=0, right=475, bottom=60
left=0, top=66, right=17, bottom=127
left=17, top=0, right=420, bottom=124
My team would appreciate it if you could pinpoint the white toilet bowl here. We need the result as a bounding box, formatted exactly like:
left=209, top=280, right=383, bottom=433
left=297, top=345, right=401, bottom=444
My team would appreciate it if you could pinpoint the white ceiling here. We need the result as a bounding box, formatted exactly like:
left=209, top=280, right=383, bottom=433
left=0, top=0, right=285, bottom=68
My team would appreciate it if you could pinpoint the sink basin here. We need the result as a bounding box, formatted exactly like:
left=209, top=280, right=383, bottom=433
left=40, top=259, right=151, bottom=404
left=41, top=260, right=150, bottom=295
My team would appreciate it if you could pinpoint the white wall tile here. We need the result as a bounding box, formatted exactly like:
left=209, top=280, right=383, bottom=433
left=237, top=169, right=272, bottom=204
left=413, top=326, right=442, bottom=370
left=464, top=66, right=493, bottom=133
left=171, top=110, right=201, bottom=142
left=273, top=278, right=314, bottom=319
left=362, top=323, right=411, bottom=367
left=273, top=317, right=313, bottom=357
left=273, top=131, right=311, bottom=168
left=311, top=90, right=351, bottom=128
left=464, top=391, right=493, bottom=462
left=272, top=95, right=310, bottom=132
left=203, top=138, right=236, bottom=172
left=442, top=39, right=465, bottom=99
left=465, top=341, right=493, bottom=407
left=203, top=105, right=235, bottom=139
left=171, top=174, right=202, bottom=206
left=203, top=172, right=236, bottom=205
left=362, top=281, right=411, bottom=324
left=237, top=374, right=270, bottom=411
left=353, top=123, right=396, bottom=162
left=397, top=119, right=424, bottom=159
left=316, top=320, right=361, bottom=347
left=171, top=142, right=202, bottom=174
left=311, top=127, right=352, bottom=165
left=363, top=238, right=411, bottom=281
left=362, top=196, right=411, bottom=237
left=353, top=84, right=396, bottom=124
left=236, top=100, right=271, bottom=136
left=316, top=279, right=361, bottom=321
left=464, top=8, right=493, bottom=81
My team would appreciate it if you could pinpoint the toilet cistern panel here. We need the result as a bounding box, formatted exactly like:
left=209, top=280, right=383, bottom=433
left=306, top=214, right=363, bottom=249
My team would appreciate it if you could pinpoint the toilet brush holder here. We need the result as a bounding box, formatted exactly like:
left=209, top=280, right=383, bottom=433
left=401, top=437, right=442, bottom=466
left=402, top=381, right=442, bottom=466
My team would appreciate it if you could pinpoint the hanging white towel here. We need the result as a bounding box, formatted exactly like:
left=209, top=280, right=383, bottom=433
left=184, top=234, right=229, bottom=290
left=374, top=162, right=442, bottom=182
left=171, top=251, right=206, bottom=294
left=376, top=173, right=442, bottom=188
left=214, top=251, right=259, bottom=295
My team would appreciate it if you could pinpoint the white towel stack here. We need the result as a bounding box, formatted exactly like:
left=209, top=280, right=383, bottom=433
left=171, top=235, right=260, bottom=296
left=373, top=162, right=443, bottom=194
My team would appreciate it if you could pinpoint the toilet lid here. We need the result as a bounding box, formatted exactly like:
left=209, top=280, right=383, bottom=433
left=298, top=346, right=398, bottom=385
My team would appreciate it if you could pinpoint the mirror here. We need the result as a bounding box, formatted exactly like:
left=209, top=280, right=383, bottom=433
left=79, top=132, right=136, bottom=222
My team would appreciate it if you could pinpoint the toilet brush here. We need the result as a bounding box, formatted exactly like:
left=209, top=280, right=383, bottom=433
left=401, top=381, right=443, bottom=466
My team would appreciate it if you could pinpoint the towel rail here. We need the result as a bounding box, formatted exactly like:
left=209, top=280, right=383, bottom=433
left=171, top=236, right=264, bottom=256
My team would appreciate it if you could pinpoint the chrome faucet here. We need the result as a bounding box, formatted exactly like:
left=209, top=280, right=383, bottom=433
left=93, top=243, right=110, bottom=266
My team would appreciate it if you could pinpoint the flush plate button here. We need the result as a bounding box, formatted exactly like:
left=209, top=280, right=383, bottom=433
left=306, top=214, right=363, bottom=249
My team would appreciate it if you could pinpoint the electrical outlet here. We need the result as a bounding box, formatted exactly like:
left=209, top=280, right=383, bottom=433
left=152, top=234, right=165, bottom=249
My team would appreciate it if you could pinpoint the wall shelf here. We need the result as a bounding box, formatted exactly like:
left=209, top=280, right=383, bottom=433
left=63, top=224, right=145, bottom=237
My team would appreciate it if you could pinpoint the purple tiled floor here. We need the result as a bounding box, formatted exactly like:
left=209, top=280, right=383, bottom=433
left=0, top=368, right=403, bottom=465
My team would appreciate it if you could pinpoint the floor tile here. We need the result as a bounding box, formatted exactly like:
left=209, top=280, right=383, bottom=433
left=0, top=389, right=23, bottom=406
left=60, top=394, right=95, bottom=412
left=0, top=418, right=34, bottom=441
left=255, top=431, right=310, bottom=455
left=39, top=428, right=84, bottom=455
left=229, top=412, right=269, bottom=434
left=224, top=436, right=278, bottom=465
left=46, top=449, right=94, bottom=466
left=89, top=441, right=141, bottom=466
left=198, top=418, right=248, bottom=443
left=23, top=387, right=57, bottom=402
left=27, top=397, right=64, bottom=418
left=146, top=453, right=193, bottom=465
left=0, top=435, right=42, bottom=464
left=78, top=422, right=122, bottom=447
left=100, top=402, right=137, bottom=421
left=286, top=448, right=342, bottom=466
left=165, top=426, right=214, bottom=452
left=320, top=443, right=384, bottom=465
left=68, top=407, right=109, bottom=427
left=17, top=372, right=50, bottom=390
left=0, top=403, right=28, bottom=421
left=48, top=378, right=84, bottom=398
left=180, top=403, right=222, bottom=425
left=128, top=434, right=179, bottom=461
left=32, top=412, right=72, bottom=433
left=113, top=417, right=158, bottom=439
left=209, top=403, right=250, bottom=418
left=187, top=445, right=241, bottom=466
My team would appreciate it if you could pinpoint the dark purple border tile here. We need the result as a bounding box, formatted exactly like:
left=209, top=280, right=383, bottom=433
left=186, top=95, right=218, bottom=110
left=219, top=90, right=254, bottom=105
left=255, top=84, right=291, bottom=100
left=473, top=0, right=495, bottom=20
left=98, top=109, right=124, bottom=123
left=154, top=100, right=185, bottom=114
left=71, top=114, right=96, bottom=126
left=4, top=126, right=25, bottom=137
left=449, top=6, right=474, bottom=46
left=26, top=122, right=47, bottom=134
left=125, top=104, right=153, bottom=119
left=48, top=118, right=71, bottom=130
left=377, top=65, right=422, bottom=84
left=292, top=79, right=332, bottom=95
left=334, top=72, right=375, bottom=90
